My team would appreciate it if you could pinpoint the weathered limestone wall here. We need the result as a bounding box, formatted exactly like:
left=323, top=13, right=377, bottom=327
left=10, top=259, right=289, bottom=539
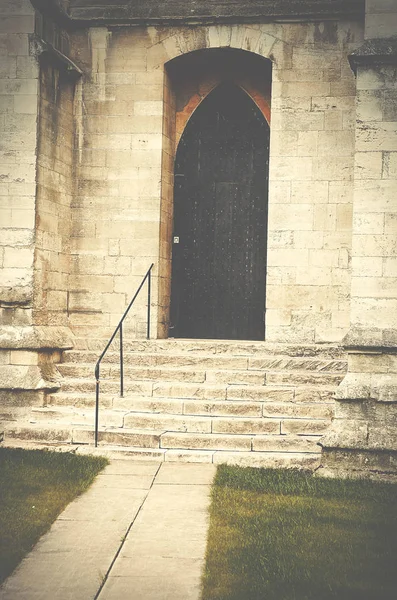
left=0, top=0, right=38, bottom=328
left=0, top=1, right=74, bottom=425
left=0, top=0, right=43, bottom=415
left=34, top=57, right=75, bottom=327
left=320, top=0, right=397, bottom=477
left=67, top=0, right=364, bottom=23
left=365, top=0, right=397, bottom=39
left=67, top=27, right=164, bottom=341
left=68, top=20, right=362, bottom=343
left=350, top=64, right=397, bottom=335
left=266, top=22, right=360, bottom=344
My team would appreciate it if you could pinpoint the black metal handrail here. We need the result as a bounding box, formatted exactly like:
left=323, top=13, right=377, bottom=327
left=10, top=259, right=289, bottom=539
left=94, top=263, right=154, bottom=447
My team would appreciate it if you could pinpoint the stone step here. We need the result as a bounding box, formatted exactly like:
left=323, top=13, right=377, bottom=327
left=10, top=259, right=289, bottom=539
left=45, top=393, right=263, bottom=416
left=123, top=413, right=281, bottom=435
left=60, top=379, right=154, bottom=395
left=60, top=375, right=341, bottom=398
left=265, top=372, right=343, bottom=386
left=31, top=405, right=332, bottom=435
left=1, top=438, right=321, bottom=469
left=70, top=338, right=345, bottom=359
left=31, top=407, right=213, bottom=433
left=4, top=423, right=162, bottom=448
left=210, top=451, right=321, bottom=469
left=59, top=364, right=209, bottom=383
left=47, top=389, right=335, bottom=415
left=43, top=398, right=331, bottom=435
left=76, top=443, right=320, bottom=469
left=4, top=422, right=322, bottom=453
left=3, top=334, right=345, bottom=468
left=47, top=393, right=184, bottom=412
left=152, top=380, right=338, bottom=401
left=31, top=407, right=124, bottom=428
left=62, top=350, right=346, bottom=373
left=80, top=444, right=320, bottom=469
left=63, top=351, right=249, bottom=370
left=58, top=363, right=268, bottom=385
left=160, top=432, right=321, bottom=453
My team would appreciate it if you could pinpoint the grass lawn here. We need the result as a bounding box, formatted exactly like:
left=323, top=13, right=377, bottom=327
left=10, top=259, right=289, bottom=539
left=202, top=466, right=397, bottom=600
left=0, top=447, right=108, bottom=584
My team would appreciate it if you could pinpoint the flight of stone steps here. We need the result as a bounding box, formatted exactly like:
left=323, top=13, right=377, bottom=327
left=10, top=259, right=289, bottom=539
left=5, top=339, right=347, bottom=468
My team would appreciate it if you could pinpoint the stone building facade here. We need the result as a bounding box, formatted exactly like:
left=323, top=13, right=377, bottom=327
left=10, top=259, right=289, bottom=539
left=0, top=0, right=396, bottom=475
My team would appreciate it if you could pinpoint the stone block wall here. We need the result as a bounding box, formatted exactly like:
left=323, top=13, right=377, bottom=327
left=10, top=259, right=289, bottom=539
left=0, top=1, right=76, bottom=332
left=319, top=0, right=397, bottom=478
left=66, top=27, right=163, bottom=341
left=266, top=21, right=361, bottom=344
left=365, top=0, right=397, bottom=38
left=349, top=0, right=397, bottom=339
left=67, top=20, right=362, bottom=343
left=351, top=63, right=397, bottom=332
left=0, top=1, right=74, bottom=424
left=0, top=0, right=38, bottom=328
left=34, top=57, right=75, bottom=327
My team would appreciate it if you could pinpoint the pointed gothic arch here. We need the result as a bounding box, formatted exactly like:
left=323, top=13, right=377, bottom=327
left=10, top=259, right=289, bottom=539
left=170, top=82, right=270, bottom=340
left=157, top=48, right=272, bottom=339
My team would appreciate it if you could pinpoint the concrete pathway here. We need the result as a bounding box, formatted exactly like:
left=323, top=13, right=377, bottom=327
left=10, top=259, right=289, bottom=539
left=0, top=461, right=216, bottom=600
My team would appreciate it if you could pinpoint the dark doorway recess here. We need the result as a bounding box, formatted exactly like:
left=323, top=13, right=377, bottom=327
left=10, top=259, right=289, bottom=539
left=170, top=83, right=270, bottom=340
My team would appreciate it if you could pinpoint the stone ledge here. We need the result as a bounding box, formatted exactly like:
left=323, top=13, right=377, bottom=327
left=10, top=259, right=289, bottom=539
left=335, top=372, right=397, bottom=402
left=0, top=390, right=44, bottom=409
left=349, top=35, right=397, bottom=72
left=0, top=365, right=61, bottom=391
left=319, top=420, right=368, bottom=450
left=319, top=419, right=397, bottom=453
left=0, top=326, right=74, bottom=351
left=38, top=0, right=365, bottom=26
left=342, top=327, right=397, bottom=353
left=0, top=286, right=33, bottom=307
left=30, top=34, right=82, bottom=78
left=318, top=448, right=397, bottom=478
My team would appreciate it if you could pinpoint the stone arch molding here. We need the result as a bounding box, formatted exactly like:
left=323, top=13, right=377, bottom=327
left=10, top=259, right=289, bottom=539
left=176, top=82, right=271, bottom=147
left=147, top=24, right=293, bottom=70
left=155, top=23, right=288, bottom=338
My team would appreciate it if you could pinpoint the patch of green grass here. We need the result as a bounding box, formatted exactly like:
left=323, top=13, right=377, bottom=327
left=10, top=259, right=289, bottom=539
left=202, top=466, right=397, bottom=600
left=0, top=448, right=108, bottom=584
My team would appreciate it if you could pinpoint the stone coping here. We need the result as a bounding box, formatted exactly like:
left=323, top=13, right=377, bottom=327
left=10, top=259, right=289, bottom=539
left=342, top=327, right=397, bottom=353
left=349, top=35, right=397, bottom=71
left=30, top=35, right=82, bottom=78
left=0, top=326, right=74, bottom=351
left=34, top=0, right=365, bottom=26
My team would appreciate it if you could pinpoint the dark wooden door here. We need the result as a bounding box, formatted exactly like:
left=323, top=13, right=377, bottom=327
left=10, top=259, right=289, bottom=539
left=170, top=83, right=269, bottom=340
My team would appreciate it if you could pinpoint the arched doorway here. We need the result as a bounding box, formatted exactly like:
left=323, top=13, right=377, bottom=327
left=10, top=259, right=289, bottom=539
left=170, top=83, right=270, bottom=340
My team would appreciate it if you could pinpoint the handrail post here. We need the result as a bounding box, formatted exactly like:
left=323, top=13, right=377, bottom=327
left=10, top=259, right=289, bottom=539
left=147, top=267, right=151, bottom=340
left=120, top=323, right=124, bottom=397
left=94, top=263, right=154, bottom=445
left=95, top=368, right=100, bottom=447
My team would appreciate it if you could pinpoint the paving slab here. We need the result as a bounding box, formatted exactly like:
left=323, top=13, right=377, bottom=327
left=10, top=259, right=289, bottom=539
left=0, top=460, right=216, bottom=600
left=99, top=572, right=202, bottom=600
left=154, top=462, right=217, bottom=485
left=93, top=473, right=155, bottom=489
left=102, top=461, right=160, bottom=476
